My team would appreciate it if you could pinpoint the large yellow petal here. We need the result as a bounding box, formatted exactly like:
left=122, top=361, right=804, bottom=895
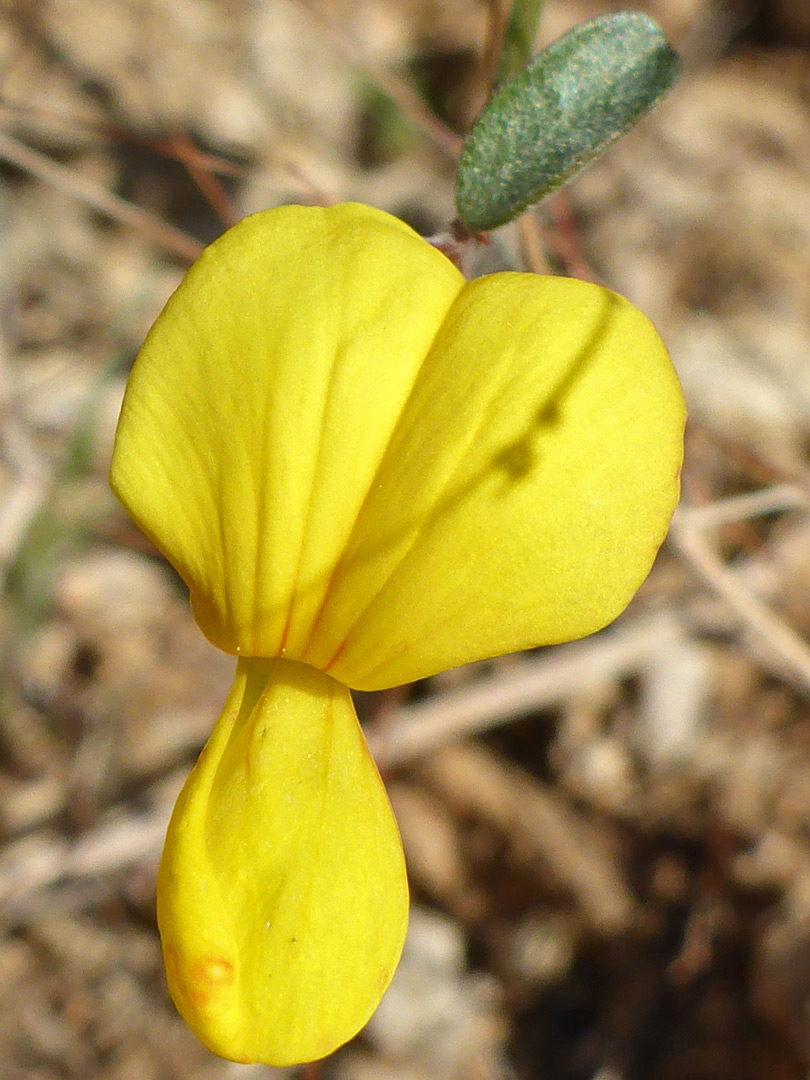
left=110, top=203, right=464, bottom=658
left=112, top=202, right=683, bottom=691
left=157, top=657, right=408, bottom=1065
left=299, top=274, right=685, bottom=689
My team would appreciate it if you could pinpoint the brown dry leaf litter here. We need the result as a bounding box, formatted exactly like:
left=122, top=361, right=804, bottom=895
left=2, top=1, right=810, bottom=1078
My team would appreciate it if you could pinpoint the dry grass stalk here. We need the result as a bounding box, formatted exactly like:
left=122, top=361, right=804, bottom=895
left=672, top=486, right=810, bottom=697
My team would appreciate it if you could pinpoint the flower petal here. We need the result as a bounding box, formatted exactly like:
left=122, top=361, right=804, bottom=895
left=110, top=203, right=464, bottom=658
left=157, top=657, right=408, bottom=1065
left=299, top=273, right=685, bottom=689
left=112, top=202, right=683, bottom=692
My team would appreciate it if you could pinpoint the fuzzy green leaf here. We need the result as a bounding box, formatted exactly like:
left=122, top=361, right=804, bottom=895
left=455, top=12, right=680, bottom=232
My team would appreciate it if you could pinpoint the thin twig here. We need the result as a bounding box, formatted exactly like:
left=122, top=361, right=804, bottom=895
left=168, top=130, right=238, bottom=228
left=675, top=484, right=808, bottom=532
left=0, top=129, right=204, bottom=262
left=517, top=210, right=551, bottom=274
left=0, top=97, right=272, bottom=195
left=545, top=191, right=594, bottom=280
left=0, top=803, right=171, bottom=909
left=0, top=331, right=51, bottom=595
left=420, top=742, right=635, bottom=933
left=479, top=0, right=511, bottom=100
left=294, top=0, right=464, bottom=161
left=367, top=613, right=681, bottom=768
left=672, top=491, right=810, bottom=698
left=0, top=766, right=188, bottom=915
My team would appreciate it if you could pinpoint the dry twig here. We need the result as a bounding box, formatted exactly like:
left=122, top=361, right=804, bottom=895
left=419, top=741, right=635, bottom=933
left=671, top=486, right=810, bottom=697
left=294, top=0, right=464, bottom=160
left=0, top=334, right=50, bottom=595
left=478, top=0, right=511, bottom=103
left=367, top=612, right=681, bottom=768
left=0, top=129, right=204, bottom=262
left=517, top=210, right=552, bottom=274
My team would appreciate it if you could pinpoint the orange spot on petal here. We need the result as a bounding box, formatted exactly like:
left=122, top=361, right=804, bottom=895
left=182, top=955, right=236, bottom=1007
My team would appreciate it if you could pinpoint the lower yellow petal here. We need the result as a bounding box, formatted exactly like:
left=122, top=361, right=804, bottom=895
left=157, top=657, right=408, bottom=1065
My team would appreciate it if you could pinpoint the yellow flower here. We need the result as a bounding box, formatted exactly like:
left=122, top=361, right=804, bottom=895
left=110, top=202, right=684, bottom=1065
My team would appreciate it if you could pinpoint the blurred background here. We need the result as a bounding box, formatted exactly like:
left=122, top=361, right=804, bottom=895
left=2, top=1, right=810, bottom=1077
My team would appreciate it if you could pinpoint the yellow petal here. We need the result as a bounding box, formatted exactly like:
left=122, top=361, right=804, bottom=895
left=111, top=201, right=683, bottom=691
left=300, top=274, right=685, bottom=688
left=110, top=203, right=464, bottom=658
left=157, top=657, right=408, bottom=1065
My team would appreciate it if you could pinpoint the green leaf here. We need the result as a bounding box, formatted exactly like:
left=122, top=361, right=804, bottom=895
left=455, top=12, right=680, bottom=232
